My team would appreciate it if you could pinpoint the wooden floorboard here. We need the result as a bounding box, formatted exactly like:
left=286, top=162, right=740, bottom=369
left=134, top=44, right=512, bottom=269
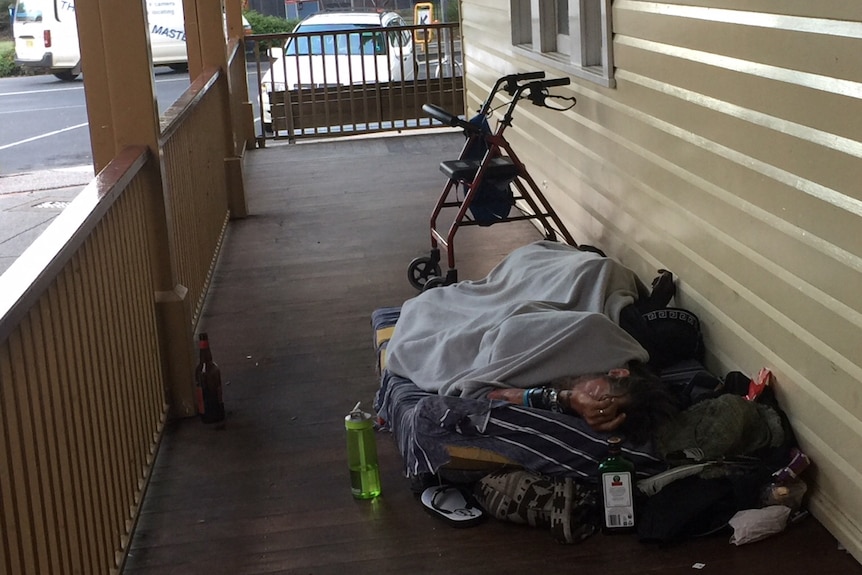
left=122, top=131, right=861, bottom=575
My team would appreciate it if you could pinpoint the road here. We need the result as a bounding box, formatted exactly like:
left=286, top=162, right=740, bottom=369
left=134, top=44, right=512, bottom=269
left=0, top=56, right=454, bottom=276
left=0, top=67, right=203, bottom=276
left=0, top=67, right=200, bottom=175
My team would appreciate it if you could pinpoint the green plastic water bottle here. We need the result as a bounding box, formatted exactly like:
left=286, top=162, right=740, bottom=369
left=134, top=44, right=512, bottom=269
left=345, top=403, right=382, bottom=499
left=598, top=436, right=635, bottom=531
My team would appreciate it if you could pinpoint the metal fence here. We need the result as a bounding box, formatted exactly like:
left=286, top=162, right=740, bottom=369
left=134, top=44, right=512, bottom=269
left=249, top=21, right=464, bottom=143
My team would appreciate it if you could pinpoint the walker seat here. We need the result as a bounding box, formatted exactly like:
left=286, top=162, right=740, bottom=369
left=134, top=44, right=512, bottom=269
left=439, top=156, right=519, bottom=182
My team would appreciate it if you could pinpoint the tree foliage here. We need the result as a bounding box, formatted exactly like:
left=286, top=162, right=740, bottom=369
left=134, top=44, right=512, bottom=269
left=1, top=0, right=14, bottom=38
left=0, top=43, right=20, bottom=77
left=244, top=10, right=297, bottom=35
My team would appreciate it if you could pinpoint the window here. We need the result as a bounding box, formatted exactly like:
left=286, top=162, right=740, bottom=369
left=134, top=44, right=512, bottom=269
left=510, top=0, right=615, bottom=87
left=287, top=25, right=387, bottom=56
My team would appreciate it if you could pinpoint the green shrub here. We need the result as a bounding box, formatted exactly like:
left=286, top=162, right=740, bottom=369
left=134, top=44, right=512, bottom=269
left=0, top=42, right=20, bottom=77
left=0, top=0, right=12, bottom=36
left=244, top=10, right=296, bottom=35
left=243, top=9, right=297, bottom=52
left=443, top=1, right=460, bottom=23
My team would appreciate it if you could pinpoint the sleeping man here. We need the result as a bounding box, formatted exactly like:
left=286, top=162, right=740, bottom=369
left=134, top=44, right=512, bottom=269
left=379, top=241, right=682, bottom=478
left=486, top=364, right=678, bottom=446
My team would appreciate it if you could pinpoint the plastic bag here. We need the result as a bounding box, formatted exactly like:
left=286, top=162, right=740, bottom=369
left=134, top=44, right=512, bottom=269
left=745, top=367, right=774, bottom=401
left=728, top=506, right=791, bottom=545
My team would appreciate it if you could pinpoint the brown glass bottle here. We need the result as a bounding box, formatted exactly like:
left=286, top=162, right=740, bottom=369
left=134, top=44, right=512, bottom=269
left=195, top=333, right=225, bottom=423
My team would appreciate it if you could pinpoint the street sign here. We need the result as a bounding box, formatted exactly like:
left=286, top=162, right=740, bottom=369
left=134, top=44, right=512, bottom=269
left=413, top=2, right=435, bottom=44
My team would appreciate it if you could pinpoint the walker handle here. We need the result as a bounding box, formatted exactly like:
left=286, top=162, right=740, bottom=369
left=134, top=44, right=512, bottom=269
left=502, top=71, right=546, bottom=95
left=422, top=104, right=477, bottom=132
left=522, top=77, right=573, bottom=106
left=513, top=71, right=546, bottom=81
left=534, top=77, right=571, bottom=89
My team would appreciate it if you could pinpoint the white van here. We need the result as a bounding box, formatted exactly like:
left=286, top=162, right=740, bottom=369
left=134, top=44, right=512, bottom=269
left=12, top=0, right=245, bottom=81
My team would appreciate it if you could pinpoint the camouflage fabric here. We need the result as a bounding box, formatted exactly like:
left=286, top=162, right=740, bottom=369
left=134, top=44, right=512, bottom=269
left=476, top=470, right=597, bottom=543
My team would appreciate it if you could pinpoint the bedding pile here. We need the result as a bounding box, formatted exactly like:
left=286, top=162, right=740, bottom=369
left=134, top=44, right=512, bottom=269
left=385, top=241, right=650, bottom=398
left=373, top=241, right=809, bottom=545
left=373, top=308, right=668, bottom=480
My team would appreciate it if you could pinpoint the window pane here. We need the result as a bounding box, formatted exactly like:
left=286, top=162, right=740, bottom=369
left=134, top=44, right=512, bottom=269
left=582, top=0, right=602, bottom=66
left=510, top=0, right=614, bottom=85
left=557, top=0, right=569, bottom=35
left=510, top=0, right=532, bottom=45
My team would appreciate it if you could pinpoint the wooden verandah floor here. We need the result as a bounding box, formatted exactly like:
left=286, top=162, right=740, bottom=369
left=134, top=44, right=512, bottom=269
left=122, top=132, right=861, bottom=575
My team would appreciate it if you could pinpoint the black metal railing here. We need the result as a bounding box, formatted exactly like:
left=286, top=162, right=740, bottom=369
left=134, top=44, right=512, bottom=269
left=247, top=21, right=464, bottom=143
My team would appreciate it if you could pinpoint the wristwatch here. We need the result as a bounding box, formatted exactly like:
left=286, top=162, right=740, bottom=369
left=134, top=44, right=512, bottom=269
left=523, top=387, right=565, bottom=413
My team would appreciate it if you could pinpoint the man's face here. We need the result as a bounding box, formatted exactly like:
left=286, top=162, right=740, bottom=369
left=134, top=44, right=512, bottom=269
left=571, top=369, right=632, bottom=409
left=574, top=374, right=613, bottom=399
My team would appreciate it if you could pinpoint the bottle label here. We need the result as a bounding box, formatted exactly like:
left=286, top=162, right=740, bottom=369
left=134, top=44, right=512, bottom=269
left=602, top=471, right=634, bottom=528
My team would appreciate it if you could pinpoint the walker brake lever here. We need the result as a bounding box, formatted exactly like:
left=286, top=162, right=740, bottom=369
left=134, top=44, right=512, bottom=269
left=503, top=71, right=546, bottom=96
left=525, top=77, right=574, bottom=109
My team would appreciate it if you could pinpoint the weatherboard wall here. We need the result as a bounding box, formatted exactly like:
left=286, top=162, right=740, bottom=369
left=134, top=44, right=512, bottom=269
left=460, top=0, right=862, bottom=562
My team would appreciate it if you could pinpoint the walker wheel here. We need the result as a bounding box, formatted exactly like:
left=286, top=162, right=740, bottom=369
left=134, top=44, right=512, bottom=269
left=422, top=276, right=447, bottom=291
left=408, top=256, right=442, bottom=290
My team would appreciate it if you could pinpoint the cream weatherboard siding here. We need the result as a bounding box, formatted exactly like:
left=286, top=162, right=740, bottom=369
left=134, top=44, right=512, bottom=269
left=460, top=0, right=862, bottom=562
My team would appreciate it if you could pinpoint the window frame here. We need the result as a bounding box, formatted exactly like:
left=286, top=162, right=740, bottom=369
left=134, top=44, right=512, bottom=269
left=510, top=0, right=615, bottom=88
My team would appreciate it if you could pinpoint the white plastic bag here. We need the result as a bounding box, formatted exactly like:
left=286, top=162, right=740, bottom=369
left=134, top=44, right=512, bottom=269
left=728, top=506, right=791, bottom=545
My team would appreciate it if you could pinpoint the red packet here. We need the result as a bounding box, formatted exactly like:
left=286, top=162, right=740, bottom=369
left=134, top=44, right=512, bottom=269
left=746, top=367, right=773, bottom=401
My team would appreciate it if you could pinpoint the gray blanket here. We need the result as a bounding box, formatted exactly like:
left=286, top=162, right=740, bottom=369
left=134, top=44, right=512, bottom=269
left=386, top=241, right=650, bottom=398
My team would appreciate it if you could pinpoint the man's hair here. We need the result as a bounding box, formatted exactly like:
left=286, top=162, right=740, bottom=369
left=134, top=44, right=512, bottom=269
left=553, top=362, right=680, bottom=445
left=612, top=362, right=680, bottom=445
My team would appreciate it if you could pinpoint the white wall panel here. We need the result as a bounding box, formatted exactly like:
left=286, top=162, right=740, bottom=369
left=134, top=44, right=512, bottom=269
left=462, top=0, right=862, bottom=562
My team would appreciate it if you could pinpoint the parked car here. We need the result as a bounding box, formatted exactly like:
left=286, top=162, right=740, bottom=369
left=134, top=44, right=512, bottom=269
left=12, top=0, right=252, bottom=80
left=259, top=10, right=415, bottom=132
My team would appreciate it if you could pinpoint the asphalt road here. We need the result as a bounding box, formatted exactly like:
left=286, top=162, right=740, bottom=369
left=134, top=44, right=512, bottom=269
left=0, top=65, right=266, bottom=277
left=0, top=55, right=454, bottom=277
left=0, top=66, right=196, bottom=175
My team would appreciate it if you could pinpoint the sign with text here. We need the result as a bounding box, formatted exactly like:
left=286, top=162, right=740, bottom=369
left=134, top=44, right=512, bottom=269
left=413, top=2, right=435, bottom=44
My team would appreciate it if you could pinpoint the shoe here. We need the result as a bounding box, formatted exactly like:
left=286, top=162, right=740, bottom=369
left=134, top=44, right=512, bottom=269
left=420, top=485, right=485, bottom=528
left=640, top=269, right=675, bottom=312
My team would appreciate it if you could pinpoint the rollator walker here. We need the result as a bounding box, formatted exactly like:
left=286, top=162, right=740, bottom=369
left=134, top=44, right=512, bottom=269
left=408, top=71, right=582, bottom=290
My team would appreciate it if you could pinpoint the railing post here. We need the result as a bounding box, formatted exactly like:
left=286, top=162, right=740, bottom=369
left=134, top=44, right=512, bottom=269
left=75, top=0, right=198, bottom=418
left=224, top=50, right=250, bottom=219
left=156, top=285, right=197, bottom=417
left=185, top=0, right=249, bottom=219
left=225, top=0, right=258, bottom=151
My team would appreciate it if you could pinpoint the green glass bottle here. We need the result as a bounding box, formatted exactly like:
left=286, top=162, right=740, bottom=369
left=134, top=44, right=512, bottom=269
left=344, top=403, right=382, bottom=499
left=598, top=436, right=635, bottom=531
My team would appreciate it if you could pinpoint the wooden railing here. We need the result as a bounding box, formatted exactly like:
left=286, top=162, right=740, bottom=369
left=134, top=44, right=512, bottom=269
left=160, top=69, right=234, bottom=327
left=227, top=37, right=257, bottom=154
left=267, top=76, right=464, bottom=137
left=0, top=147, right=166, bottom=574
left=0, top=51, right=247, bottom=575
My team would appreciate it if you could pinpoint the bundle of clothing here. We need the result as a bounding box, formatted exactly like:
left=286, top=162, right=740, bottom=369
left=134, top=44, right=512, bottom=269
left=468, top=370, right=805, bottom=545
left=374, top=241, right=806, bottom=544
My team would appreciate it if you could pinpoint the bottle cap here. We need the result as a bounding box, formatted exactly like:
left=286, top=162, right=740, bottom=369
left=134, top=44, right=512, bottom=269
left=607, top=436, right=623, bottom=452
left=345, top=402, right=373, bottom=429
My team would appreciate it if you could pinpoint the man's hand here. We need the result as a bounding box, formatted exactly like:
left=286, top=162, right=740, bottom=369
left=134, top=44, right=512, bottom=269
left=561, top=389, right=626, bottom=432
left=487, top=387, right=526, bottom=404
